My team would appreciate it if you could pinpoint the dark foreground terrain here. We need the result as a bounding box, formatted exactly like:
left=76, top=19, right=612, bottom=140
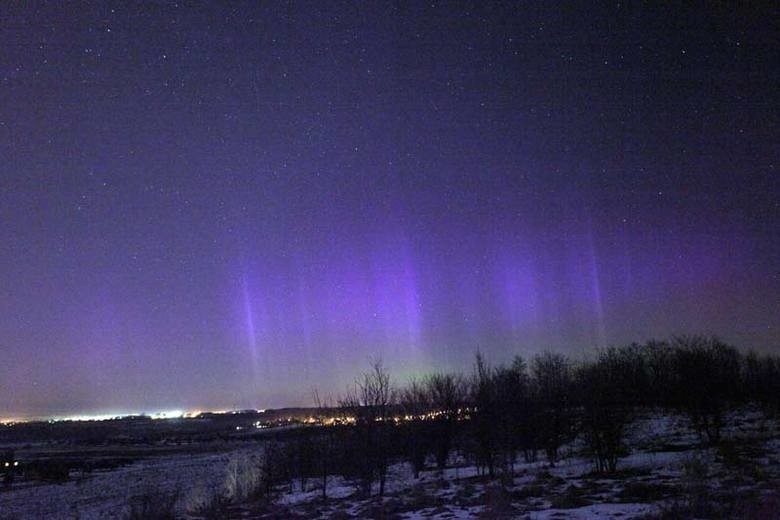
left=1, top=409, right=779, bottom=519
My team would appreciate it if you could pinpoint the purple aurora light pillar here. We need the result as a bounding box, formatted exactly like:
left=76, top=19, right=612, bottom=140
left=240, top=271, right=266, bottom=392
left=585, top=223, right=607, bottom=346
left=371, top=236, right=424, bottom=364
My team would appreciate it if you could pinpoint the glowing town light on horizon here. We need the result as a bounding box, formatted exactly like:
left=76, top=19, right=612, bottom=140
left=1, top=408, right=269, bottom=425
left=149, top=410, right=185, bottom=420
left=54, top=413, right=133, bottom=422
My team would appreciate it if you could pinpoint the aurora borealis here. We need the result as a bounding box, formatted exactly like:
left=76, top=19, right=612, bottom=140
left=0, top=3, right=777, bottom=418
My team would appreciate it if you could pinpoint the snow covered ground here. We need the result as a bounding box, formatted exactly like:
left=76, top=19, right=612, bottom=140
left=0, top=448, right=250, bottom=519
left=1, top=411, right=779, bottom=519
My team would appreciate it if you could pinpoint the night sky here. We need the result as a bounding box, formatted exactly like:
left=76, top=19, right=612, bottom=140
left=1, top=3, right=777, bottom=419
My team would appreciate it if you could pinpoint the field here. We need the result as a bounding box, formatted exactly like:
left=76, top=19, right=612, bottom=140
left=1, top=409, right=779, bottom=519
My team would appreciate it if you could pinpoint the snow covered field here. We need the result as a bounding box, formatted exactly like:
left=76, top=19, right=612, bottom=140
left=1, top=412, right=779, bottom=519
left=0, top=448, right=243, bottom=519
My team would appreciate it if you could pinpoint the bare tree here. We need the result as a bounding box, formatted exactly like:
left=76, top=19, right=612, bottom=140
left=310, top=390, right=331, bottom=500
left=670, top=336, right=742, bottom=444
left=640, top=340, right=675, bottom=408
left=532, top=352, right=575, bottom=466
left=338, top=359, right=396, bottom=496
left=471, top=353, right=499, bottom=477
left=399, top=379, right=431, bottom=478
left=425, top=372, right=466, bottom=470
left=743, top=352, right=780, bottom=421
left=493, top=356, right=534, bottom=477
left=577, top=346, right=645, bottom=473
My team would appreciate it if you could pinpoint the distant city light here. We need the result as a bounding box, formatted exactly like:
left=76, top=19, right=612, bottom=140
left=150, top=410, right=185, bottom=420
left=1, top=408, right=271, bottom=425
left=55, top=413, right=130, bottom=422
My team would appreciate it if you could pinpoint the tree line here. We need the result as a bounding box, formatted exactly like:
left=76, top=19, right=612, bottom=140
left=233, top=336, right=780, bottom=503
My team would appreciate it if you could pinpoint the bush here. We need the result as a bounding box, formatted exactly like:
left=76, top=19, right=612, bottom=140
left=223, top=451, right=262, bottom=502
left=399, top=379, right=433, bottom=478
left=577, top=346, right=644, bottom=473
left=493, top=357, right=534, bottom=476
left=425, top=372, right=466, bottom=470
left=470, top=353, right=500, bottom=477
left=532, top=352, right=575, bottom=465
left=743, top=352, right=780, bottom=419
left=670, top=336, right=742, bottom=444
left=184, top=486, right=231, bottom=519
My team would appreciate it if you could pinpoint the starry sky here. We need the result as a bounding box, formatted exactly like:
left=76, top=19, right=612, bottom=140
left=1, top=2, right=777, bottom=418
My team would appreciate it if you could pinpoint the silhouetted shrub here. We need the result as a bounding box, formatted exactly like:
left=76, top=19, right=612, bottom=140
left=531, top=352, right=575, bottom=465
left=493, top=356, right=535, bottom=477
left=577, top=346, right=645, bottom=473
left=639, top=340, right=675, bottom=408
left=469, top=353, right=500, bottom=477
left=670, top=336, right=742, bottom=444
left=742, top=352, right=780, bottom=419
left=425, top=372, right=466, bottom=470
left=399, top=379, right=432, bottom=478
left=184, top=485, right=231, bottom=519
left=261, top=438, right=293, bottom=498
left=223, top=451, right=262, bottom=502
